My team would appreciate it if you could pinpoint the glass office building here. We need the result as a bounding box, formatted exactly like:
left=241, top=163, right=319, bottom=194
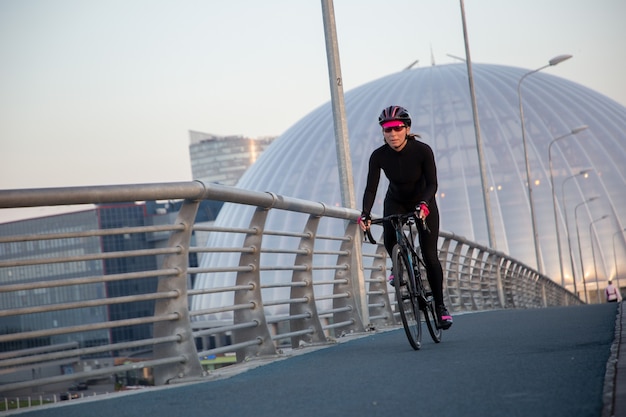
left=193, top=63, right=626, bottom=308
left=0, top=210, right=110, bottom=351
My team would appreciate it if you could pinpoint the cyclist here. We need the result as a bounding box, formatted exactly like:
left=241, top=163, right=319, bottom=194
left=358, top=105, right=453, bottom=330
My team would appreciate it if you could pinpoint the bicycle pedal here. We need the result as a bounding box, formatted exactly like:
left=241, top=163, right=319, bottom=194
left=389, top=279, right=407, bottom=287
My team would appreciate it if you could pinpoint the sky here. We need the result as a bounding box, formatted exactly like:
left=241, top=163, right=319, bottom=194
left=1, top=0, right=625, bottom=222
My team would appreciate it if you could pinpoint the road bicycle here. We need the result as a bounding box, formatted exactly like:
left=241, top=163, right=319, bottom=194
left=365, top=213, right=442, bottom=350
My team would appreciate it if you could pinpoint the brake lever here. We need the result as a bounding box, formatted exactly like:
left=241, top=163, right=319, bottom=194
left=364, top=228, right=377, bottom=244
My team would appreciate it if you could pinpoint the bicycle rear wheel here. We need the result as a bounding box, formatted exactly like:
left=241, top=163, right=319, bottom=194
left=392, top=244, right=421, bottom=350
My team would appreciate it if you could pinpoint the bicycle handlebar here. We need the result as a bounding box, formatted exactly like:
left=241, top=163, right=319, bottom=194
left=363, top=212, right=430, bottom=245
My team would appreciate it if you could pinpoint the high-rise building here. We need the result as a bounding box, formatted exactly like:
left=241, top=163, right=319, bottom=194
left=189, top=131, right=276, bottom=186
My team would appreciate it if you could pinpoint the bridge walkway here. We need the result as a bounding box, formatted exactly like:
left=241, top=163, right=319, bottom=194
left=8, top=303, right=623, bottom=417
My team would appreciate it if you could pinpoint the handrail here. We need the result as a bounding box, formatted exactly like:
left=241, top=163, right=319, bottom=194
left=0, top=181, right=581, bottom=399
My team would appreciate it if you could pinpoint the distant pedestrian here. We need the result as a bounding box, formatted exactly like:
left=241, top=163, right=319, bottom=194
left=605, top=280, right=622, bottom=303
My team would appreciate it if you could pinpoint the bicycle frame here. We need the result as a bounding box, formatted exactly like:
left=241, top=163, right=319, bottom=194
left=367, top=213, right=425, bottom=273
left=393, top=217, right=422, bottom=273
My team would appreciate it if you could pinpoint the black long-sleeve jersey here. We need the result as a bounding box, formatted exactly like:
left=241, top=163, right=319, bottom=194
left=362, top=137, right=438, bottom=215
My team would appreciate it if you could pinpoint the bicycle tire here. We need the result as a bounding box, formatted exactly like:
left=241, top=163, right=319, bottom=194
left=423, top=293, right=442, bottom=343
left=392, top=244, right=421, bottom=350
left=414, top=262, right=442, bottom=343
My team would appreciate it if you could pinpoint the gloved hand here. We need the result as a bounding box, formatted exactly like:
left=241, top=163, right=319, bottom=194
left=358, top=212, right=371, bottom=231
left=416, top=202, right=429, bottom=220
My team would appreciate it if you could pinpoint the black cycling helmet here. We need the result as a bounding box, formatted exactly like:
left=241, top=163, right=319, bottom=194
left=378, top=105, right=412, bottom=127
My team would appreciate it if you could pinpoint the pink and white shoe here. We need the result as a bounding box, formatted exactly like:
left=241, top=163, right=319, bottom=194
left=438, top=305, right=453, bottom=330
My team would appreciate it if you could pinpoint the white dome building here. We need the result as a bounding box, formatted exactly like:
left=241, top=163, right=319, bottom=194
left=193, top=63, right=626, bottom=310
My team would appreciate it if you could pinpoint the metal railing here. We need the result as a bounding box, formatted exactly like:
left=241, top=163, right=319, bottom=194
left=0, top=181, right=581, bottom=398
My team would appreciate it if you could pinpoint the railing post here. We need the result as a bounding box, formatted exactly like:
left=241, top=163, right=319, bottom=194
left=504, top=261, right=518, bottom=308
left=289, top=214, right=327, bottom=346
left=232, top=207, right=277, bottom=361
left=438, top=236, right=453, bottom=309
left=472, top=248, right=487, bottom=310
left=153, top=199, right=204, bottom=385
left=350, top=220, right=370, bottom=328
left=450, top=240, right=464, bottom=311
left=365, top=235, right=396, bottom=326
left=491, top=254, right=506, bottom=309
left=332, top=221, right=366, bottom=336
left=476, top=248, right=496, bottom=310
left=460, top=245, right=476, bottom=311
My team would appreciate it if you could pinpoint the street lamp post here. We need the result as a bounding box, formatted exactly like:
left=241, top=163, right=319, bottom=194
left=613, top=228, right=626, bottom=289
left=517, top=54, right=572, bottom=273
left=589, top=215, right=609, bottom=303
left=321, top=0, right=355, bottom=209
left=561, top=169, right=592, bottom=296
left=321, top=0, right=368, bottom=325
left=459, top=0, right=497, bottom=249
left=574, top=196, right=599, bottom=303
left=548, top=125, right=588, bottom=287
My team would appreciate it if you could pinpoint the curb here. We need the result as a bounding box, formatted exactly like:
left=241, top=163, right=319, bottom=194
left=603, top=301, right=624, bottom=417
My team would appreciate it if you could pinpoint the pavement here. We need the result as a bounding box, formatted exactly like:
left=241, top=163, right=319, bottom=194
left=4, top=302, right=623, bottom=417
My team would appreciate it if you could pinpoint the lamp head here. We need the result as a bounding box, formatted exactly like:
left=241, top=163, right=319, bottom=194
left=549, top=54, right=573, bottom=66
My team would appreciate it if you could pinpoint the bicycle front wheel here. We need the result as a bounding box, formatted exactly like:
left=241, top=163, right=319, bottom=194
left=392, top=244, right=421, bottom=350
left=414, top=263, right=442, bottom=343
left=423, top=293, right=442, bottom=343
